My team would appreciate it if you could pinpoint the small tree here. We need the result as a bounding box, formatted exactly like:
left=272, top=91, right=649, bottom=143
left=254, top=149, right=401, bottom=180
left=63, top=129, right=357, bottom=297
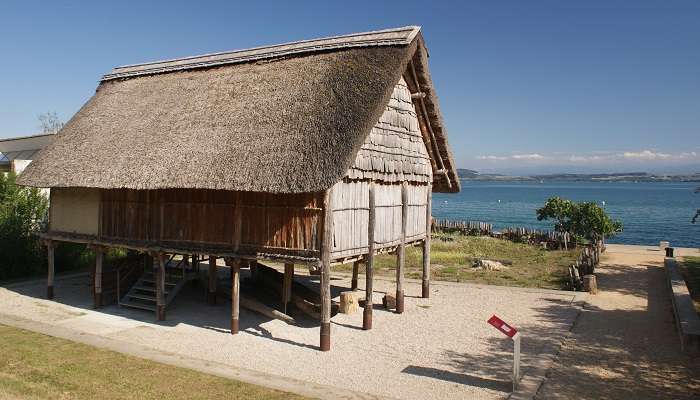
left=537, top=197, right=622, bottom=246
left=536, top=197, right=575, bottom=249
left=38, top=112, right=64, bottom=134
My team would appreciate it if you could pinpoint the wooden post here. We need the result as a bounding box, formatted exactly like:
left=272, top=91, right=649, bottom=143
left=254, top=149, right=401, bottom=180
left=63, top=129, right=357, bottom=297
left=156, top=253, right=166, bottom=321
left=283, top=263, right=294, bottom=314
left=229, top=258, right=241, bottom=334
left=208, top=256, right=217, bottom=305
left=319, top=188, right=333, bottom=351
left=422, top=183, right=432, bottom=298
left=351, top=260, right=360, bottom=291
left=364, top=182, right=375, bottom=330
left=94, top=247, right=103, bottom=309
left=47, top=241, right=55, bottom=299
left=396, top=181, right=408, bottom=314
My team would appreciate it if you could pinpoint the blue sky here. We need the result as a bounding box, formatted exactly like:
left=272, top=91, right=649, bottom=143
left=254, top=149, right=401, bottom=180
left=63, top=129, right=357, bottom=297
left=1, top=1, right=698, bottom=174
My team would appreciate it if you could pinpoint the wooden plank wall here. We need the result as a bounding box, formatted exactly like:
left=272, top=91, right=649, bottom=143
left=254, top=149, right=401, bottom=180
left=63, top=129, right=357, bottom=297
left=330, top=181, right=428, bottom=259
left=100, top=189, right=322, bottom=255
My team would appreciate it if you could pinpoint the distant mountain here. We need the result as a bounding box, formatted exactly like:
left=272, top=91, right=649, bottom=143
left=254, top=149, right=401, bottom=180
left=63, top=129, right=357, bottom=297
left=457, top=170, right=700, bottom=182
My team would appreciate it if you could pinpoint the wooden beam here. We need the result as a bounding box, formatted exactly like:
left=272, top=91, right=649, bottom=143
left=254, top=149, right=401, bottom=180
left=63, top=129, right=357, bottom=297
left=364, top=182, right=375, bottom=330
left=422, top=184, right=432, bottom=298
left=47, top=241, right=55, bottom=299
left=229, top=258, right=241, bottom=334
left=94, top=247, right=103, bottom=308
left=351, top=260, right=360, bottom=291
left=319, top=188, right=333, bottom=351
left=282, top=263, right=294, bottom=314
left=396, top=181, right=408, bottom=313
left=156, top=253, right=166, bottom=320
left=208, top=256, right=217, bottom=305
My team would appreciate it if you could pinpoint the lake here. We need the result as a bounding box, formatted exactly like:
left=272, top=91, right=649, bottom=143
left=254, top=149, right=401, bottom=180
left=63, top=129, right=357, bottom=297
left=433, top=181, right=700, bottom=248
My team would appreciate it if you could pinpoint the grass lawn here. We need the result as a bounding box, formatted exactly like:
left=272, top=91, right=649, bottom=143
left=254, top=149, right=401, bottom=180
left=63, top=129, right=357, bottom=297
left=680, top=256, right=700, bottom=312
left=336, top=234, right=579, bottom=290
left=0, top=325, right=307, bottom=400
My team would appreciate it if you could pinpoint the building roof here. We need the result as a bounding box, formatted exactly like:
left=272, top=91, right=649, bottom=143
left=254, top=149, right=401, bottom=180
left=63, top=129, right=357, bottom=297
left=18, top=26, right=459, bottom=193
left=0, top=133, right=55, bottom=161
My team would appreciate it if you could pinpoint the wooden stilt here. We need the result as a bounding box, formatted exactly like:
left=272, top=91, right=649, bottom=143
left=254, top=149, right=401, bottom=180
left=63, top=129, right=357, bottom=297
left=230, top=258, right=241, bottom=334
left=94, top=247, right=103, bottom=309
left=320, top=188, right=333, bottom=351
left=364, top=182, right=376, bottom=330
left=351, top=261, right=360, bottom=291
left=282, top=263, right=294, bottom=314
left=422, top=183, right=432, bottom=298
left=396, top=181, right=407, bottom=314
left=47, top=241, right=55, bottom=299
left=208, top=256, right=217, bottom=305
left=156, top=253, right=166, bottom=320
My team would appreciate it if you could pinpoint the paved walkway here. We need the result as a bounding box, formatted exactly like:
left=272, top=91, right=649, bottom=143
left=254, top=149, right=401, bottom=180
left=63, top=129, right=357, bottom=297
left=537, top=244, right=700, bottom=400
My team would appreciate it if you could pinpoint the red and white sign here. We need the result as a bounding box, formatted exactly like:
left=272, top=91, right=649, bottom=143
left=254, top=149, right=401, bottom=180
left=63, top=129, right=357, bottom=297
left=487, top=315, right=518, bottom=338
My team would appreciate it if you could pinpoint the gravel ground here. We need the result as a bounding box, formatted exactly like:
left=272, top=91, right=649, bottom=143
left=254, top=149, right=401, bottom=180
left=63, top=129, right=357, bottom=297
left=1, top=268, right=579, bottom=400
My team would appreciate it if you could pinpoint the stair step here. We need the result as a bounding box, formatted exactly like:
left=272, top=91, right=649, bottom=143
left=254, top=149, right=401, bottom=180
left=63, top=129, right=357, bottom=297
left=132, top=285, right=169, bottom=295
left=142, top=279, right=178, bottom=286
left=120, top=301, right=156, bottom=312
left=127, top=294, right=157, bottom=302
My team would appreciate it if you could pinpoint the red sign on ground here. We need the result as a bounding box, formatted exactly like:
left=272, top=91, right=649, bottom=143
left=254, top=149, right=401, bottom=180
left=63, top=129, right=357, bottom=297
left=487, top=315, right=518, bottom=338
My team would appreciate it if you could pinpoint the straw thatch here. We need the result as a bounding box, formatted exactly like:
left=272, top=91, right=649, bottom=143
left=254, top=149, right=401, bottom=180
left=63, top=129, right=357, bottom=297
left=19, top=27, right=459, bottom=193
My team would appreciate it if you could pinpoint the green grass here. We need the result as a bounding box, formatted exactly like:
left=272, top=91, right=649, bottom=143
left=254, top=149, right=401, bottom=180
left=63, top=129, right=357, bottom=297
left=680, top=256, right=700, bottom=312
left=337, top=234, right=579, bottom=290
left=0, top=325, right=308, bottom=400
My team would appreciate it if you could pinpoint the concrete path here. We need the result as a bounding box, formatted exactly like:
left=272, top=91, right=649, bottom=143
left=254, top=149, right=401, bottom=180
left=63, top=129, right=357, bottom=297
left=537, top=244, right=700, bottom=400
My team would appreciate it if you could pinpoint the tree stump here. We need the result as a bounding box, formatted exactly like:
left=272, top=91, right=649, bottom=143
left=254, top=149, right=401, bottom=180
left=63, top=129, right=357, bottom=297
left=339, top=291, right=359, bottom=314
left=383, top=293, right=396, bottom=310
left=583, top=274, right=598, bottom=294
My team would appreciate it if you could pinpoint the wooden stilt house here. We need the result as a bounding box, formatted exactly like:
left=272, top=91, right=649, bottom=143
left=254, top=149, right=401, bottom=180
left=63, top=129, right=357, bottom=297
left=18, top=26, right=460, bottom=351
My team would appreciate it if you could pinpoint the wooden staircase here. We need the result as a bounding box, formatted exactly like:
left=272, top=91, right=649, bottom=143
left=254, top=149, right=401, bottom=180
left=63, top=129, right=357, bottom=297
left=119, top=258, right=194, bottom=313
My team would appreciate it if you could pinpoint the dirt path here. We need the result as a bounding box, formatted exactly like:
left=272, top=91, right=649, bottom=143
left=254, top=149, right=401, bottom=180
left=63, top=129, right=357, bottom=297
left=537, top=244, right=700, bottom=400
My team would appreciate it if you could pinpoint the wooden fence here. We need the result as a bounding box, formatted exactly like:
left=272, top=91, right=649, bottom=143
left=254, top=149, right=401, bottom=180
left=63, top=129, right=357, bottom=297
left=431, top=219, right=493, bottom=235
left=431, top=219, right=572, bottom=249
left=567, top=241, right=603, bottom=291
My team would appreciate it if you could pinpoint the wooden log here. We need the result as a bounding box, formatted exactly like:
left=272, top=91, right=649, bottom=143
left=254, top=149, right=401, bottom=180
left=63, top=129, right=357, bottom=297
left=283, top=263, right=294, bottom=314
left=156, top=253, right=166, bottom=321
left=422, top=183, right=432, bottom=298
left=94, top=247, right=103, bottom=308
left=47, top=241, right=55, bottom=299
left=351, top=260, right=360, bottom=291
left=208, top=256, right=217, bottom=305
left=396, top=181, right=407, bottom=313
left=241, top=295, right=296, bottom=325
left=583, top=274, right=598, bottom=294
left=320, top=188, right=333, bottom=351
left=230, top=258, right=241, bottom=334
left=339, top=291, right=360, bottom=314
left=364, top=182, right=375, bottom=330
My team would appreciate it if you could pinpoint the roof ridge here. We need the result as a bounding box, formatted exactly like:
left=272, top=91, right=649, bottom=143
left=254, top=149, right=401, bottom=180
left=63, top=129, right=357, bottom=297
left=102, top=26, right=421, bottom=81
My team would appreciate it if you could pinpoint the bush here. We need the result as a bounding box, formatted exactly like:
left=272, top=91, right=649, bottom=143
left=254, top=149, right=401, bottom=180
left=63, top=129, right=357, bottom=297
left=537, top=196, right=623, bottom=242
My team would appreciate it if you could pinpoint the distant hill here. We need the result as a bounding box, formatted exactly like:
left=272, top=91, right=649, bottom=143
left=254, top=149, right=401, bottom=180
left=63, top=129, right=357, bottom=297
left=457, top=170, right=700, bottom=182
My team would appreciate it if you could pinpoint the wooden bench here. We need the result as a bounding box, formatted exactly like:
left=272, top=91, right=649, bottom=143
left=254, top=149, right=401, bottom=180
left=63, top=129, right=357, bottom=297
left=664, top=257, right=700, bottom=353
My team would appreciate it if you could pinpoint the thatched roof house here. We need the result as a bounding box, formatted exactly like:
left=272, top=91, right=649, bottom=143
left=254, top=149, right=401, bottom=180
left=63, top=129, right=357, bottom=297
left=19, top=26, right=460, bottom=351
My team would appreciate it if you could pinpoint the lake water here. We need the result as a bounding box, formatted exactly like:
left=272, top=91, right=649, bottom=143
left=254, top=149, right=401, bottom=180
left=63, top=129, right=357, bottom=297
left=433, top=181, right=700, bottom=248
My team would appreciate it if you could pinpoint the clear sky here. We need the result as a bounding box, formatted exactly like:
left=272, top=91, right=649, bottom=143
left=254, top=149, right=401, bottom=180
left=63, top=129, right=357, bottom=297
left=1, top=1, right=698, bottom=174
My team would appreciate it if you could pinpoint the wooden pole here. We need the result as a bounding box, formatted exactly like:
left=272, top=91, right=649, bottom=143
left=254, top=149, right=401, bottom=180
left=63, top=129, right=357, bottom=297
left=47, top=241, right=55, bottom=299
left=364, top=182, right=375, bottom=330
left=208, top=256, right=217, bottom=305
left=282, top=263, right=294, bottom=314
left=422, top=183, right=432, bottom=298
left=156, top=253, right=166, bottom=321
left=94, top=247, right=103, bottom=309
left=396, top=181, right=408, bottom=314
left=319, top=188, right=333, bottom=351
left=230, top=258, right=241, bottom=334
left=351, top=260, right=360, bottom=291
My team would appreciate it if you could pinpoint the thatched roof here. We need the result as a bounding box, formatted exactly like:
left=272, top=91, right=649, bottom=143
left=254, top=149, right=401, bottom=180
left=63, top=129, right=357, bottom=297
left=19, top=26, right=459, bottom=193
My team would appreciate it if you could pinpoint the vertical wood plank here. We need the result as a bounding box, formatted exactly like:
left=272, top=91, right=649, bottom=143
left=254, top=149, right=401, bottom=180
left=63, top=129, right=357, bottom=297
left=422, top=183, right=432, bottom=298
left=396, top=181, right=407, bottom=313
left=320, top=188, right=333, bottom=351
left=351, top=260, right=360, bottom=290
left=156, top=253, right=166, bottom=320
left=233, top=192, right=242, bottom=252
left=364, top=182, right=375, bottom=330
left=283, top=263, right=294, bottom=314
left=230, top=258, right=241, bottom=334
left=208, top=256, right=217, bottom=305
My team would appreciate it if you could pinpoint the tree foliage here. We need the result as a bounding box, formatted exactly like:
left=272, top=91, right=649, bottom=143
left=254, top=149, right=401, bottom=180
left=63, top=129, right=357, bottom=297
left=537, top=196, right=623, bottom=242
